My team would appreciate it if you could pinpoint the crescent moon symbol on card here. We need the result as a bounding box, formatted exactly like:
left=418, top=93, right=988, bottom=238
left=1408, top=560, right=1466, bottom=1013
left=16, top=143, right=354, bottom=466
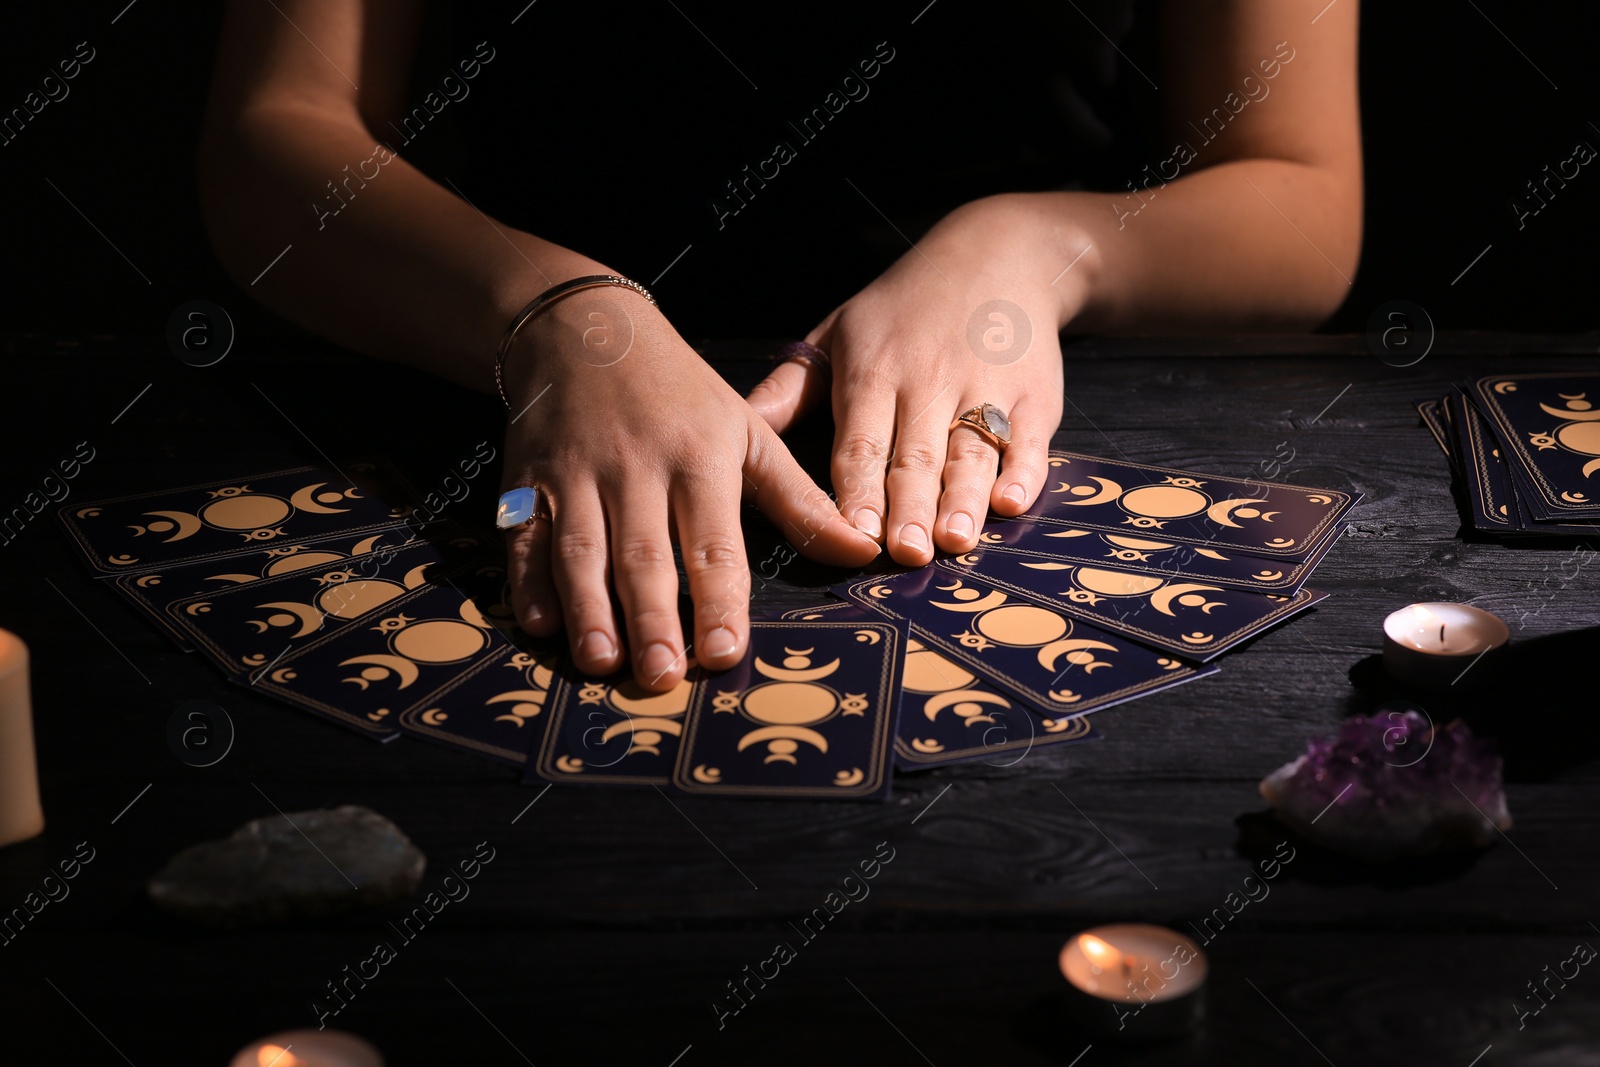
left=737, top=725, right=828, bottom=754
left=1541, top=401, right=1600, bottom=421
left=1037, top=638, right=1118, bottom=672
left=289, top=483, right=352, bottom=514
left=339, top=654, right=421, bottom=689
left=1205, top=498, right=1268, bottom=528
left=930, top=590, right=1009, bottom=612
left=255, top=601, right=323, bottom=637
left=143, top=510, right=204, bottom=541
left=1058, top=476, right=1123, bottom=506
left=1149, top=583, right=1227, bottom=617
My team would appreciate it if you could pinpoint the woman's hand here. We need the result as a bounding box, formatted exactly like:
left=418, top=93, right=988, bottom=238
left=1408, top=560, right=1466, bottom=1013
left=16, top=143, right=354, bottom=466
left=501, top=286, right=879, bottom=692
left=748, top=194, right=1090, bottom=566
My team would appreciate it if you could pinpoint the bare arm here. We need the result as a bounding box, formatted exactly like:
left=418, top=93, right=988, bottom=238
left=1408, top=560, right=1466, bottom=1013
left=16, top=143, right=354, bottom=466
left=198, top=0, right=606, bottom=388
left=1060, top=0, right=1363, bottom=331
left=199, top=0, right=877, bottom=691
left=748, top=0, right=1363, bottom=571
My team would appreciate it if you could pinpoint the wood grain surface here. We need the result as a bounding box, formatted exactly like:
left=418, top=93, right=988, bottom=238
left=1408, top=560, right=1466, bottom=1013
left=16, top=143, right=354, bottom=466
left=0, top=335, right=1595, bottom=1065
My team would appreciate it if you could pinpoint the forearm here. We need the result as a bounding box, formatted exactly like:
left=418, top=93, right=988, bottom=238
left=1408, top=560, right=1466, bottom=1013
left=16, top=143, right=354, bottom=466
left=1005, top=158, right=1361, bottom=334
left=198, top=104, right=606, bottom=390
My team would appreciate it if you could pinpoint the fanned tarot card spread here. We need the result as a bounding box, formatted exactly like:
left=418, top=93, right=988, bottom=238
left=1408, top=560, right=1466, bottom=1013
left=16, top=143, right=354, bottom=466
left=670, top=620, right=904, bottom=800
left=249, top=557, right=521, bottom=740
left=163, top=530, right=494, bottom=679
left=775, top=602, right=1101, bottom=770
left=1471, top=373, right=1600, bottom=520
left=57, top=463, right=421, bottom=575
left=399, top=642, right=567, bottom=766
left=1019, top=451, right=1358, bottom=560
left=972, top=516, right=1338, bottom=594
left=933, top=554, right=1325, bottom=662
left=108, top=525, right=459, bottom=651
left=528, top=665, right=699, bottom=787
left=836, top=571, right=1216, bottom=724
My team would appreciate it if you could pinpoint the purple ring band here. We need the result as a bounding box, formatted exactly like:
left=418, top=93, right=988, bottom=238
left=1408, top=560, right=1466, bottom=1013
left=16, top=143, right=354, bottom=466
left=775, top=340, right=831, bottom=372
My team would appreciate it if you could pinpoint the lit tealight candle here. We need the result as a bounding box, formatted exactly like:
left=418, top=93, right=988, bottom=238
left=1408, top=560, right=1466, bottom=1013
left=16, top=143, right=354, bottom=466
left=1059, top=924, right=1207, bottom=1040
left=229, top=1031, right=384, bottom=1067
left=1382, top=603, right=1509, bottom=690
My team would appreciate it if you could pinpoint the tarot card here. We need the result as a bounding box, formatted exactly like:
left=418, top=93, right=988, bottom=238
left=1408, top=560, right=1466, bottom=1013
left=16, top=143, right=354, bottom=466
left=399, top=642, right=567, bottom=766
left=107, top=525, right=459, bottom=651
left=528, top=665, right=700, bottom=787
left=671, top=621, right=904, bottom=800
left=972, top=517, right=1338, bottom=594
left=249, top=558, right=520, bottom=739
left=57, top=462, right=420, bottom=576
left=932, top=554, right=1325, bottom=662
left=164, top=530, right=494, bottom=679
left=1414, top=398, right=1452, bottom=459
left=1020, top=451, right=1358, bottom=560
left=773, top=601, right=1102, bottom=769
left=1446, top=391, right=1518, bottom=532
left=836, top=570, right=1217, bottom=723
left=1471, top=373, right=1600, bottom=519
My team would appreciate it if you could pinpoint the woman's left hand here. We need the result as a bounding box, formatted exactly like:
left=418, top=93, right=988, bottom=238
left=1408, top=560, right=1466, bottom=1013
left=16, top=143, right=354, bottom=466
left=748, top=194, right=1089, bottom=566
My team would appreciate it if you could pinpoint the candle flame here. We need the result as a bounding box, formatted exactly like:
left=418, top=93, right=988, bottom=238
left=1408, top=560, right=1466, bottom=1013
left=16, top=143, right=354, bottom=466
left=257, top=1046, right=307, bottom=1067
left=1079, top=933, right=1117, bottom=963
left=1408, top=604, right=1447, bottom=644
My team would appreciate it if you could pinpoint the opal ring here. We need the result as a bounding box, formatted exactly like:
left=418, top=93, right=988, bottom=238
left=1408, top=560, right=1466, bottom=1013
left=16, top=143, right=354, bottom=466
left=950, top=403, right=1012, bottom=452
left=496, top=486, right=550, bottom=530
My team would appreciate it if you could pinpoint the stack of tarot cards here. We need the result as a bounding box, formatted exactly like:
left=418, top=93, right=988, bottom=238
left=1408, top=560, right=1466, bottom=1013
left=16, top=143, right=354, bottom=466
left=1417, top=372, right=1600, bottom=538
left=58, top=451, right=1359, bottom=800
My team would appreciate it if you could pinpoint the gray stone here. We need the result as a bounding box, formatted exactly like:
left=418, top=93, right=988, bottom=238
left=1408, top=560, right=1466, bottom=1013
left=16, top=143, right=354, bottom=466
left=147, top=805, right=426, bottom=927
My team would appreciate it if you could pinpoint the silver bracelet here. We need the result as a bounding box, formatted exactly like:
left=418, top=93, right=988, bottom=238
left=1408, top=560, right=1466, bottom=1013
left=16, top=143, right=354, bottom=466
left=493, top=274, right=658, bottom=407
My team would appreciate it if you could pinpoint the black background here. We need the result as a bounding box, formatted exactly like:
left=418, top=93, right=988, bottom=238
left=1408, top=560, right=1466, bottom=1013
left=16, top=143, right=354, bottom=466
left=1, top=0, right=1596, bottom=347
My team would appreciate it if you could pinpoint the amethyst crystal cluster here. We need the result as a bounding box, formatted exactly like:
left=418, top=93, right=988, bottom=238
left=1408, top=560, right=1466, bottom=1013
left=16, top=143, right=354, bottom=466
left=1259, top=710, right=1511, bottom=861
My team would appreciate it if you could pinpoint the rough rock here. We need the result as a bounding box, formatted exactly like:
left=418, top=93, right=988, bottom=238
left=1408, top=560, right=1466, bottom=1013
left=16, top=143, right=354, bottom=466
left=148, top=805, right=425, bottom=926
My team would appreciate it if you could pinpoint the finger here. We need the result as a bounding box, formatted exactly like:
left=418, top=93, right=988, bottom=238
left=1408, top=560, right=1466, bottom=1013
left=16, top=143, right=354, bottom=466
left=746, top=354, right=828, bottom=436
left=505, top=512, right=560, bottom=636
left=829, top=383, right=895, bottom=544
left=883, top=395, right=950, bottom=566
left=989, top=393, right=1057, bottom=515
left=743, top=417, right=880, bottom=567
left=935, top=412, right=1004, bottom=553
left=673, top=472, right=750, bottom=673
left=550, top=489, right=624, bottom=676
left=604, top=479, right=689, bottom=692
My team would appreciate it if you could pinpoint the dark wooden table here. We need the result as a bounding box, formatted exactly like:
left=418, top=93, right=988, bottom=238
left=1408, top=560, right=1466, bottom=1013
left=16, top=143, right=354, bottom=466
left=1, top=333, right=1597, bottom=1066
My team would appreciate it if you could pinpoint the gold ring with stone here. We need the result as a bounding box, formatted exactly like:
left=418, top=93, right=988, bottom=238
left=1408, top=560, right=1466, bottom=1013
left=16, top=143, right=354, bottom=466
left=949, top=403, right=1012, bottom=452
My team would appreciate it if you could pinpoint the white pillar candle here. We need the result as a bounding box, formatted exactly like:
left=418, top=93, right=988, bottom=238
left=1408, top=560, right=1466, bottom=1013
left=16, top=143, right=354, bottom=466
left=1382, top=603, right=1509, bottom=690
left=1059, top=923, right=1207, bottom=1039
left=0, top=628, right=45, bottom=848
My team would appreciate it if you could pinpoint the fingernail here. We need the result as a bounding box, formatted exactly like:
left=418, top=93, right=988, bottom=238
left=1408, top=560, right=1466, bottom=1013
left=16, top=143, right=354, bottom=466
left=523, top=604, right=546, bottom=627
left=702, top=627, right=737, bottom=660
left=945, top=512, right=974, bottom=541
left=1002, top=483, right=1028, bottom=508
left=899, top=523, right=929, bottom=552
left=578, top=630, right=616, bottom=666
left=639, top=641, right=680, bottom=680
left=854, top=508, right=883, bottom=540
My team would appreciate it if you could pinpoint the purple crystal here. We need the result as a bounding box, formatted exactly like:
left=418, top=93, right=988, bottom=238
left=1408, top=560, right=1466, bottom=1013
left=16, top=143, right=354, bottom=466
left=1259, top=711, right=1511, bottom=861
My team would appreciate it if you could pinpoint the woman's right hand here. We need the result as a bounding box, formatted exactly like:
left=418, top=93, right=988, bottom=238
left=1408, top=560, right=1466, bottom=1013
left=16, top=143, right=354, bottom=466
left=499, top=284, right=880, bottom=693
